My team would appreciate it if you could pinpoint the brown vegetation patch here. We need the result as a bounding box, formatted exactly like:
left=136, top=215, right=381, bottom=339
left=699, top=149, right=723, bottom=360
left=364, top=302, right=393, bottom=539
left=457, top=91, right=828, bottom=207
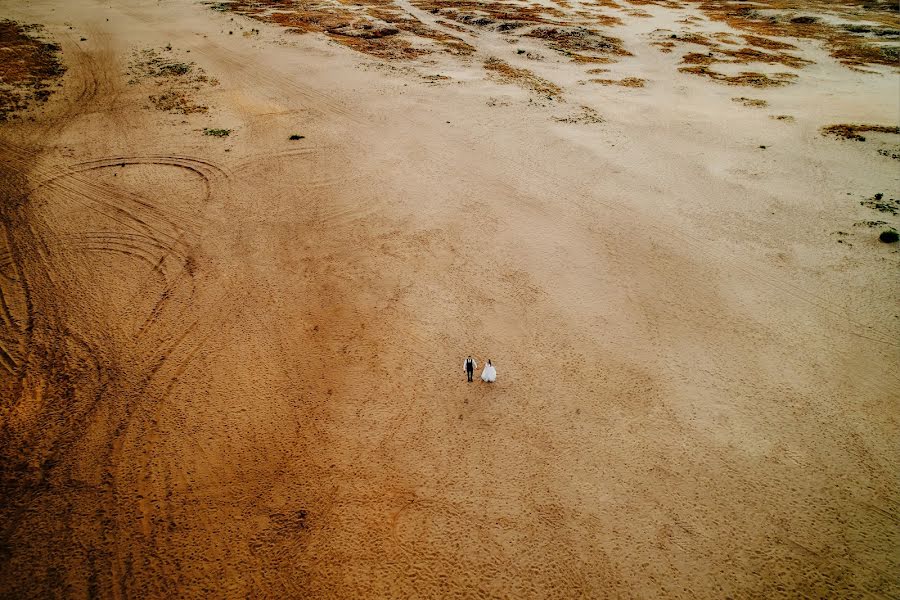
left=568, top=53, right=616, bottom=63
left=484, top=57, right=562, bottom=96
left=626, top=0, right=683, bottom=6
left=671, top=31, right=810, bottom=86
left=219, top=0, right=474, bottom=60
left=434, top=19, right=471, bottom=32
left=741, top=34, right=796, bottom=50
left=681, top=45, right=809, bottom=68
left=0, top=20, right=65, bottom=121
left=821, top=123, right=900, bottom=142
left=711, top=31, right=740, bottom=43
left=525, top=26, right=630, bottom=62
left=591, top=76, right=645, bottom=87
left=732, top=96, right=768, bottom=107
left=412, top=0, right=564, bottom=28
left=594, top=14, right=624, bottom=27
left=218, top=0, right=630, bottom=62
left=678, top=33, right=717, bottom=46
left=128, top=48, right=218, bottom=114
left=830, top=41, right=899, bottom=67
left=692, top=0, right=900, bottom=69
left=680, top=66, right=797, bottom=86
left=653, top=40, right=676, bottom=52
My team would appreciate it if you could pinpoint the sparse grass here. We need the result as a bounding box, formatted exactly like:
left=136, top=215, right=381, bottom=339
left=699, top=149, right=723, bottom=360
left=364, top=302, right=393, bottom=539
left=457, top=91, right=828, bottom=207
left=821, top=123, right=900, bottom=142
left=217, top=0, right=476, bottom=60
left=0, top=19, right=66, bottom=121
left=693, top=0, right=900, bottom=69
left=741, top=34, right=796, bottom=50
left=591, top=77, right=646, bottom=87
left=652, top=40, right=677, bottom=53
left=771, top=114, right=795, bottom=121
left=732, top=96, right=768, bottom=107
left=681, top=47, right=809, bottom=69
left=484, top=57, right=562, bottom=97
left=860, top=193, right=899, bottom=215
left=679, top=65, right=797, bottom=87
left=129, top=47, right=217, bottom=114
left=554, top=105, right=603, bottom=123
left=525, top=26, right=630, bottom=61
left=203, top=127, right=231, bottom=137
left=150, top=91, right=208, bottom=114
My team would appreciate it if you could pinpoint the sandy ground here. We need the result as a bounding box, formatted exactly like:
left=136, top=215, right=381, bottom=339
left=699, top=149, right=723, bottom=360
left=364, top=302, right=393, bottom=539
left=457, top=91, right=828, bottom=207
left=0, top=0, right=898, bottom=597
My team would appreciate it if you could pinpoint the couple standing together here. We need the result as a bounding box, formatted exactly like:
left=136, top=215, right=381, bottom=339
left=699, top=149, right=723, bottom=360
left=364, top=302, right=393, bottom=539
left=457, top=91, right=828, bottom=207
left=464, top=356, right=496, bottom=383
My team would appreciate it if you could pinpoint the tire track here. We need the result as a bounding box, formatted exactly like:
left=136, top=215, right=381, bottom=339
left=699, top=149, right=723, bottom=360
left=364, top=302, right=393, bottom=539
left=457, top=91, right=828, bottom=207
left=40, top=155, right=232, bottom=203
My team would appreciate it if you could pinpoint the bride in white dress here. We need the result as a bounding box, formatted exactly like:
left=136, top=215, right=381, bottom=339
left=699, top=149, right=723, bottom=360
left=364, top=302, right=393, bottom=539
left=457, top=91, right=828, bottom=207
left=481, top=359, right=497, bottom=383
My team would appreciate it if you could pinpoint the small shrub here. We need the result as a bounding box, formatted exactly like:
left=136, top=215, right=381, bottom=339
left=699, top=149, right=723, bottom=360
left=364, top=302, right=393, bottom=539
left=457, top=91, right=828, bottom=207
left=879, top=230, right=899, bottom=243
left=203, top=127, right=231, bottom=137
left=289, top=134, right=305, bottom=140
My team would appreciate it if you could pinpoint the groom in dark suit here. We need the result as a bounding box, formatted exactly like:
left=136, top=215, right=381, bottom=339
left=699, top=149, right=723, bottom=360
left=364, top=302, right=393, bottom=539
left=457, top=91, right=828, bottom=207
left=464, top=356, right=477, bottom=382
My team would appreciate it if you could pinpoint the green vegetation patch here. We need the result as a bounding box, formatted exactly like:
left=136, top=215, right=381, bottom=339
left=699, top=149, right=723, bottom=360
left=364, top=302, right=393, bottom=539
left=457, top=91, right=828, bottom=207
left=203, top=127, right=231, bottom=137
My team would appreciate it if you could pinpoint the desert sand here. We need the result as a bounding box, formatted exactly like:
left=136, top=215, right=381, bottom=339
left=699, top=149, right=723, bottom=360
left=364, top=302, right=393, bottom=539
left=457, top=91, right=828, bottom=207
left=0, top=0, right=898, bottom=597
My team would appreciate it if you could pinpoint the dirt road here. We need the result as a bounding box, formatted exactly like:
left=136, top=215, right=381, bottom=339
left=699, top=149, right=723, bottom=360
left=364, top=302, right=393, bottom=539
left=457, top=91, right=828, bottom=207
left=0, top=0, right=898, bottom=597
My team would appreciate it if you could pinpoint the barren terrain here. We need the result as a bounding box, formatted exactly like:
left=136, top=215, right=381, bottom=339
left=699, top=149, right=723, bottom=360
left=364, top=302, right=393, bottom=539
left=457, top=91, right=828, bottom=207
left=0, top=0, right=898, bottom=597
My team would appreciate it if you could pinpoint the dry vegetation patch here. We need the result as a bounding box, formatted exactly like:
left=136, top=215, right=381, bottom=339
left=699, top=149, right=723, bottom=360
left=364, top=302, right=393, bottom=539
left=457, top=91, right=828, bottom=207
left=732, top=96, right=768, bottom=107
left=692, top=0, right=900, bottom=69
left=680, top=65, right=797, bottom=86
left=218, top=0, right=472, bottom=59
left=663, top=27, right=808, bottom=86
left=859, top=192, right=899, bottom=215
left=128, top=47, right=218, bottom=114
left=655, top=0, right=897, bottom=85
left=740, top=33, right=796, bottom=50
left=484, top=57, right=562, bottom=96
left=821, top=123, right=900, bottom=141
left=413, top=0, right=565, bottom=28
left=591, top=76, right=645, bottom=86
left=554, top=104, right=603, bottom=123
left=525, top=26, right=630, bottom=61
left=213, top=0, right=637, bottom=67
left=0, top=20, right=65, bottom=121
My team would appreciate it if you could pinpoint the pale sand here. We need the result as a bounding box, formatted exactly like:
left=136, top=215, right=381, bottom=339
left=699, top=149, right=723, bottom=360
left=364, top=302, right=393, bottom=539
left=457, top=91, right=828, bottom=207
left=0, top=0, right=898, bottom=597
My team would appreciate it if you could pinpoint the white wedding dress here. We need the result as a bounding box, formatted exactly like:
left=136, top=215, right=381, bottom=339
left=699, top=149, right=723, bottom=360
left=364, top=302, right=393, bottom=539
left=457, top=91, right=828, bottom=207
left=481, top=364, right=497, bottom=383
